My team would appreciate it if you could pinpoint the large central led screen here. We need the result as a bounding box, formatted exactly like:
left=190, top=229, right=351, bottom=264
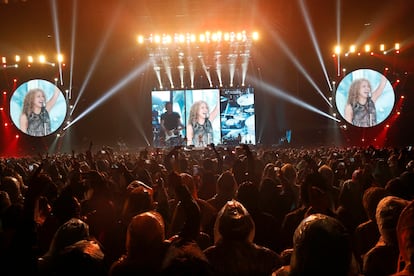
left=151, top=87, right=255, bottom=147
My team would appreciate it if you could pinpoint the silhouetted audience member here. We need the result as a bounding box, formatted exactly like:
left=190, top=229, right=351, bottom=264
left=353, top=187, right=389, bottom=266
left=204, top=200, right=282, bottom=276
left=336, top=169, right=367, bottom=233
left=206, top=171, right=238, bottom=212
left=0, top=176, right=24, bottom=206
left=53, top=239, right=106, bottom=276
left=363, top=196, right=409, bottom=276
left=274, top=214, right=358, bottom=276
left=109, top=211, right=170, bottom=276
left=236, top=181, right=281, bottom=252
left=279, top=171, right=336, bottom=252
left=393, top=200, right=414, bottom=275
left=169, top=173, right=216, bottom=242
left=38, top=218, right=93, bottom=275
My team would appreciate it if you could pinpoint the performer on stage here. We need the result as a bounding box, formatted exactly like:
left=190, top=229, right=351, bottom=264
left=186, top=100, right=219, bottom=147
left=160, top=102, right=184, bottom=146
left=344, top=75, right=386, bottom=127
left=19, top=87, right=60, bottom=136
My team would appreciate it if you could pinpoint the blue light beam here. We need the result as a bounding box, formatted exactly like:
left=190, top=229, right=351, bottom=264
left=64, top=61, right=149, bottom=130
left=299, top=0, right=333, bottom=92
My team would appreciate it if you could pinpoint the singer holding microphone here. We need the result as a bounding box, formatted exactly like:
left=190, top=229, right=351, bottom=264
left=19, top=87, right=60, bottom=136
left=344, top=75, right=387, bottom=127
left=186, top=100, right=219, bottom=147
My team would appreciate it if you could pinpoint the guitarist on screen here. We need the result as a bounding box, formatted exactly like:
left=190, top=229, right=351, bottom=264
left=160, top=101, right=184, bottom=147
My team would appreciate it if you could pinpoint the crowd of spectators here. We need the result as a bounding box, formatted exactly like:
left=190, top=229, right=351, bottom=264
left=1, top=143, right=414, bottom=275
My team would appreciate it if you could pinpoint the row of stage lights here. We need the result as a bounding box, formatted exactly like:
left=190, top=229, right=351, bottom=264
left=333, top=43, right=401, bottom=56
left=1, top=54, right=65, bottom=68
left=137, top=31, right=260, bottom=45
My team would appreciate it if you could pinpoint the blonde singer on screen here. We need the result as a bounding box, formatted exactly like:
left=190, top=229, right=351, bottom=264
left=344, top=75, right=387, bottom=127
left=186, top=100, right=219, bottom=147
left=19, top=87, right=60, bottom=136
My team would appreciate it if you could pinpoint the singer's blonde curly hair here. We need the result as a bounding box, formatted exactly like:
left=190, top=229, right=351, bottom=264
left=22, top=88, right=46, bottom=116
left=346, top=78, right=371, bottom=106
left=188, top=100, right=209, bottom=124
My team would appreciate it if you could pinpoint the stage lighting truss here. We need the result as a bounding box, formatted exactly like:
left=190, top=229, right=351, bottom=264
left=139, top=31, right=258, bottom=89
left=332, top=42, right=401, bottom=56
left=1, top=53, right=64, bottom=68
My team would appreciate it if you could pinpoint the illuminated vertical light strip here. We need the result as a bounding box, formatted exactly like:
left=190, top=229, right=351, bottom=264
left=269, top=30, right=332, bottom=107
left=68, top=0, right=78, bottom=100
left=215, top=51, right=223, bottom=87
left=151, top=54, right=163, bottom=89
left=199, top=56, right=212, bottom=87
left=50, top=0, right=63, bottom=85
left=241, top=50, right=250, bottom=86
left=336, top=0, right=341, bottom=77
left=228, top=53, right=237, bottom=87
left=299, top=0, right=332, bottom=91
left=162, top=55, right=174, bottom=88
left=64, top=61, right=149, bottom=130
left=70, top=6, right=121, bottom=116
left=188, top=56, right=195, bottom=88
left=178, top=52, right=184, bottom=88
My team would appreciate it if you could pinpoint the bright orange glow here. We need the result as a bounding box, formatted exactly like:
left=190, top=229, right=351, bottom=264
left=364, top=44, right=371, bottom=52
left=401, top=95, right=405, bottom=99
left=154, top=35, right=161, bottom=44
left=137, top=35, right=144, bottom=44
left=199, top=34, right=205, bottom=42
left=380, top=44, right=385, bottom=51
left=57, top=54, right=64, bottom=62
left=252, top=31, right=259, bottom=41
left=15, top=55, right=20, bottom=62
left=334, top=45, right=341, bottom=54
left=395, top=43, right=400, bottom=50
left=236, top=32, right=243, bottom=41
left=350, top=45, right=356, bottom=53
left=1, top=57, right=6, bottom=64
left=38, top=55, right=46, bottom=63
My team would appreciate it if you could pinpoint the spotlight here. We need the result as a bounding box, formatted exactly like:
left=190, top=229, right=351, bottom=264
left=334, top=45, right=341, bottom=55
left=38, top=55, right=46, bottom=63
left=395, top=43, right=400, bottom=50
left=137, top=35, right=144, bottom=44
